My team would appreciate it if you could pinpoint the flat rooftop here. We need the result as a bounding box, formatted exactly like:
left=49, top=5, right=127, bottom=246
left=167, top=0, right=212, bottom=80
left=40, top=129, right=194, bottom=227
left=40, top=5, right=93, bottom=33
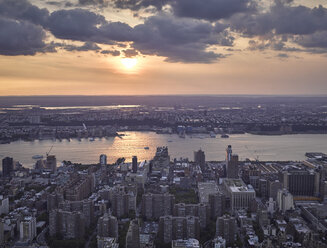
left=223, top=178, right=255, bottom=193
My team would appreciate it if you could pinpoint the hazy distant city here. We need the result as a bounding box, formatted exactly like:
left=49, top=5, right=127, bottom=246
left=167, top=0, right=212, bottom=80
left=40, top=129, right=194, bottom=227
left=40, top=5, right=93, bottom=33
left=0, top=96, right=326, bottom=248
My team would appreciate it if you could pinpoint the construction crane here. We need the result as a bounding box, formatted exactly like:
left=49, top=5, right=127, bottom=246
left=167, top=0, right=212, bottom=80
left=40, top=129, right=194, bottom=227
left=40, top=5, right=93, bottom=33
left=244, top=145, right=260, bottom=162
left=46, top=144, right=54, bottom=157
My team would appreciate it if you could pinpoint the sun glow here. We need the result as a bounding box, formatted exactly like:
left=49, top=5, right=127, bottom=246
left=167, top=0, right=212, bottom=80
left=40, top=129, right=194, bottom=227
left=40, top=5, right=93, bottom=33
left=121, top=58, right=138, bottom=69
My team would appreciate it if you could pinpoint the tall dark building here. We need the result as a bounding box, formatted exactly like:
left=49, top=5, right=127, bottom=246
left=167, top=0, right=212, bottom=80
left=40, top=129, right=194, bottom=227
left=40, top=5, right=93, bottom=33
left=132, top=156, right=138, bottom=173
left=283, top=170, right=318, bottom=196
left=216, top=214, right=236, bottom=246
left=194, top=149, right=205, bottom=170
left=226, top=145, right=239, bottom=178
left=208, top=193, right=226, bottom=219
left=46, top=155, right=57, bottom=173
left=2, top=157, right=13, bottom=177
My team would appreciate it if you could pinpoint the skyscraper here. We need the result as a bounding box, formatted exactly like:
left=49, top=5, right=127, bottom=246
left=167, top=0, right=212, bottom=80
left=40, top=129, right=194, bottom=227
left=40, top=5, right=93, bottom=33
left=46, top=155, right=57, bottom=173
left=100, top=154, right=107, bottom=166
left=226, top=145, right=239, bottom=178
left=132, top=156, right=138, bottom=173
left=2, top=157, right=13, bottom=177
left=194, top=149, right=205, bottom=170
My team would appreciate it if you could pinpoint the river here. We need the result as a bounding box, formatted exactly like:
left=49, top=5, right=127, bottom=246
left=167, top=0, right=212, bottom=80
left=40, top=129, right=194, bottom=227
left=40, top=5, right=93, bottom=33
left=0, top=132, right=326, bottom=168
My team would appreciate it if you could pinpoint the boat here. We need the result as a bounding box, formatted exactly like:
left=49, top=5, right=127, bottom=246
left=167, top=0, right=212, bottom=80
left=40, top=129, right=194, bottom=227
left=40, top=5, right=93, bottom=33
left=32, top=155, right=43, bottom=159
left=144, top=147, right=149, bottom=150
left=221, top=134, right=229, bottom=138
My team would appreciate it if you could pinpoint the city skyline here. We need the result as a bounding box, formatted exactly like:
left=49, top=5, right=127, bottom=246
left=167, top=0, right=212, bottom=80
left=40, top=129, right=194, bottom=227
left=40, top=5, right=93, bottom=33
left=1, top=0, right=327, bottom=95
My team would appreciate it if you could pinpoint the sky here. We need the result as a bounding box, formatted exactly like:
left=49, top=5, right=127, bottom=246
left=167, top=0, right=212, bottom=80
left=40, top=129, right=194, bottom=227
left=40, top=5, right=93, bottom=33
left=0, top=0, right=327, bottom=95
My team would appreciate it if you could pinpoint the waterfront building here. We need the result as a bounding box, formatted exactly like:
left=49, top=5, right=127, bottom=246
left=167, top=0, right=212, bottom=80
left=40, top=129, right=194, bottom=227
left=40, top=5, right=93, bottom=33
left=100, top=154, right=107, bottom=166
left=226, top=145, right=239, bottom=178
left=194, top=149, right=205, bottom=170
left=132, top=156, right=138, bottom=173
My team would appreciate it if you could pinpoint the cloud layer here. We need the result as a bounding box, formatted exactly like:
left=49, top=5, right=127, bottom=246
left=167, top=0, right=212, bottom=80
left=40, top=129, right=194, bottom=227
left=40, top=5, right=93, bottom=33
left=1, top=0, right=327, bottom=61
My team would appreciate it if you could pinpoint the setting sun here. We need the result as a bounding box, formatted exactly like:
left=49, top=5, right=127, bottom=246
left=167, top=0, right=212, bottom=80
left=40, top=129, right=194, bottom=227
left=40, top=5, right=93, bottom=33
left=121, top=58, right=138, bottom=69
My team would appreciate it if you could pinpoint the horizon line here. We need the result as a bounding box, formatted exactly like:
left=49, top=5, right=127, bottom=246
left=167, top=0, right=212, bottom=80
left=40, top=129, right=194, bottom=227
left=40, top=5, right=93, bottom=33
left=1, top=94, right=327, bottom=97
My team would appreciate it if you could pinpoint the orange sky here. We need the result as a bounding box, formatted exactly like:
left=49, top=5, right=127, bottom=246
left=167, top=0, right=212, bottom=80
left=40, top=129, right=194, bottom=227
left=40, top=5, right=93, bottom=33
left=0, top=0, right=327, bottom=95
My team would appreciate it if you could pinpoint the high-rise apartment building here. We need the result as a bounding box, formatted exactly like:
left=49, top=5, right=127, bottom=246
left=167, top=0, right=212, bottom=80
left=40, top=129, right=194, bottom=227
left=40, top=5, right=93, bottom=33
left=126, top=219, right=140, bottom=248
left=208, top=193, right=226, bottom=219
left=141, top=193, right=175, bottom=220
left=158, top=216, right=200, bottom=244
left=173, top=203, right=209, bottom=228
left=20, top=217, right=36, bottom=242
left=97, top=213, right=118, bottom=239
left=49, top=209, right=85, bottom=239
left=2, top=157, right=13, bottom=177
left=216, top=215, right=236, bottom=246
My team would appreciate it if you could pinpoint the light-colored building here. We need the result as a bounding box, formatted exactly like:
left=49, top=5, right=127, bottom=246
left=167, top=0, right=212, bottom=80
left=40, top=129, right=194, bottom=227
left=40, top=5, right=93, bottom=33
left=20, top=216, right=36, bottom=242
left=213, top=236, right=226, bottom=248
left=97, top=237, right=119, bottom=248
left=0, top=196, right=9, bottom=215
left=100, top=154, right=107, bottom=166
left=172, top=238, right=200, bottom=248
left=223, top=179, right=256, bottom=211
left=198, top=181, right=218, bottom=203
left=277, top=189, right=294, bottom=212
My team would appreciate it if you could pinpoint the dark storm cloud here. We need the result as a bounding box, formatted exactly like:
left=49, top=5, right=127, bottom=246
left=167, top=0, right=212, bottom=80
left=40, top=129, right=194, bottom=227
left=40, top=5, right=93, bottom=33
left=47, top=9, right=134, bottom=44
left=131, top=15, right=230, bottom=63
left=231, top=1, right=327, bottom=36
left=62, top=41, right=101, bottom=51
left=123, top=49, right=138, bottom=57
left=101, top=50, right=120, bottom=56
left=171, top=0, right=255, bottom=21
left=78, top=0, right=107, bottom=6
left=47, top=9, right=106, bottom=41
left=113, top=0, right=255, bottom=21
left=113, top=0, right=169, bottom=11
left=295, top=31, right=327, bottom=49
left=46, top=8, right=231, bottom=62
left=0, top=0, right=49, bottom=26
left=276, top=53, right=289, bottom=58
left=0, top=17, right=51, bottom=55
left=229, top=0, right=327, bottom=52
